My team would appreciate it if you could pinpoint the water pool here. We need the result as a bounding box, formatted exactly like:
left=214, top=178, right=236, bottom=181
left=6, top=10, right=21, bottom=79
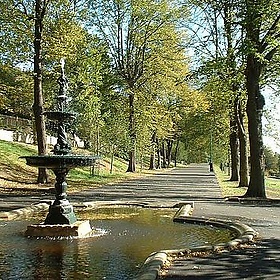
left=0, top=207, right=235, bottom=279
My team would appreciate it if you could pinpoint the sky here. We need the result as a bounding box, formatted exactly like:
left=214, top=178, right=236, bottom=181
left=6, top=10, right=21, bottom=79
left=263, top=89, right=280, bottom=153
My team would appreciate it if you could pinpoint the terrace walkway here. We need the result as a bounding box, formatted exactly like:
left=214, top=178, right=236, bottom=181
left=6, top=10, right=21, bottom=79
left=72, top=163, right=224, bottom=207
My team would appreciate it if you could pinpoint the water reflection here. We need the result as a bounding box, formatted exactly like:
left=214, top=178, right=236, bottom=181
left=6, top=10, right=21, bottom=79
left=0, top=208, right=235, bottom=279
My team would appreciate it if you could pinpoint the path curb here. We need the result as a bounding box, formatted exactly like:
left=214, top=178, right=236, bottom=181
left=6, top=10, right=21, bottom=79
left=134, top=252, right=169, bottom=280
left=0, top=202, right=50, bottom=220
left=135, top=204, right=258, bottom=280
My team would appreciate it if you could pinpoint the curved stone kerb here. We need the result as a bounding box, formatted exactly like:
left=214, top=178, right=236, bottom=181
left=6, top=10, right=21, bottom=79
left=135, top=205, right=258, bottom=280
left=133, top=252, right=169, bottom=280
left=0, top=202, right=50, bottom=220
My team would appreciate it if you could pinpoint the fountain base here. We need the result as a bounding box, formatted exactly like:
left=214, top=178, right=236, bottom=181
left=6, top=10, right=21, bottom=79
left=45, top=201, right=77, bottom=225
left=25, top=220, right=93, bottom=238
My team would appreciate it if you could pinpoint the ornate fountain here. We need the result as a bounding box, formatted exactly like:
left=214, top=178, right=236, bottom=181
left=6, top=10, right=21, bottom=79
left=21, top=59, right=99, bottom=237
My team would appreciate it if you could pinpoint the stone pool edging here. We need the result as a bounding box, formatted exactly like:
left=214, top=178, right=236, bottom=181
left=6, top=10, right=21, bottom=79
left=135, top=204, right=258, bottom=280
left=0, top=202, right=51, bottom=220
left=0, top=200, right=147, bottom=221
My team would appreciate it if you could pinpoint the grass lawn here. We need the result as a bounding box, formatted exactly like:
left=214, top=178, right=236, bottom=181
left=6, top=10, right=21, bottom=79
left=0, top=140, right=165, bottom=194
left=214, top=165, right=280, bottom=199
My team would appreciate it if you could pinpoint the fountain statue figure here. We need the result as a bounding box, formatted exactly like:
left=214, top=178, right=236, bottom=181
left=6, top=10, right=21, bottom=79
left=21, top=60, right=98, bottom=228
left=51, top=58, right=72, bottom=155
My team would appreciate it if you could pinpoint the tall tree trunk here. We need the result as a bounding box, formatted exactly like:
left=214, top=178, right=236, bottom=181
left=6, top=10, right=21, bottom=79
left=33, top=0, right=48, bottom=183
left=156, top=137, right=161, bottom=169
left=127, top=91, right=136, bottom=172
left=166, top=139, right=173, bottom=167
left=236, top=97, right=249, bottom=187
left=229, top=117, right=239, bottom=181
left=224, top=1, right=239, bottom=181
left=149, top=131, right=156, bottom=170
left=174, top=139, right=179, bottom=167
left=244, top=0, right=266, bottom=198
left=162, top=141, right=167, bottom=168
left=110, top=144, right=114, bottom=174
left=245, top=55, right=266, bottom=197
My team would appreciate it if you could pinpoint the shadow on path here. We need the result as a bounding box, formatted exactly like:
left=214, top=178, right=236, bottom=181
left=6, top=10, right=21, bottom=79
left=72, top=164, right=222, bottom=205
left=160, top=238, right=280, bottom=279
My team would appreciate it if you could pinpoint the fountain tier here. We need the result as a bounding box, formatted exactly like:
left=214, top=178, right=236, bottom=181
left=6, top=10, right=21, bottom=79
left=23, top=154, right=98, bottom=169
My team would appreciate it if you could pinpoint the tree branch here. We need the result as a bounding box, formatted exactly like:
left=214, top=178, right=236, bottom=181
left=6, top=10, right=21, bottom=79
left=260, top=13, right=280, bottom=53
left=14, top=1, right=33, bottom=20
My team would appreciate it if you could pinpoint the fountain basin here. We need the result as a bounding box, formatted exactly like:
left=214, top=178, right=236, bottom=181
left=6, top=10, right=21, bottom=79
left=25, top=220, right=99, bottom=238
left=21, top=155, right=99, bottom=169
left=0, top=207, right=240, bottom=280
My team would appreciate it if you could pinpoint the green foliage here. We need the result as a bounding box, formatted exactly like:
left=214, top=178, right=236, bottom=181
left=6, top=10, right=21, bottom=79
left=0, top=64, right=33, bottom=117
left=85, top=0, right=194, bottom=168
left=0, top=0, right=87, bottom=64
left=0, top=0, right=34, bottom=64
left=264, top=146, right=279, bottom=175
left=181, top=1, right=246, bottom=164
left=1, top=0, right=257, bottom=169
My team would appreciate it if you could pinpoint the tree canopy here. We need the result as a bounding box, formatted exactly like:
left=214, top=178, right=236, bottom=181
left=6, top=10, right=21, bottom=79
left=1, top=0, right=280, bottom=197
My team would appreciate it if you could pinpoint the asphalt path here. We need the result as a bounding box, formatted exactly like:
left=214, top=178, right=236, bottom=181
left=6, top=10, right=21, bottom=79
left=71, top=163, right=223, bottom=207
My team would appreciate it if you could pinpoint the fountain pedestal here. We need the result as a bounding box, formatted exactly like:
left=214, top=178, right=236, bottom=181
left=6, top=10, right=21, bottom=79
left=44, top=167, right=76, bottom=225
left=45, top=199, right=76, bottom=225
left=21, top=157, right=98, bottom=238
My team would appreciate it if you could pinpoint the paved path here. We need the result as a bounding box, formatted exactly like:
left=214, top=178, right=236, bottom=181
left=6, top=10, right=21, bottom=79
left=1, top=163, right=279, bottom=279
left=0, top=189, right=51, bottom=212
left=72, top=164, right=223, bottom=207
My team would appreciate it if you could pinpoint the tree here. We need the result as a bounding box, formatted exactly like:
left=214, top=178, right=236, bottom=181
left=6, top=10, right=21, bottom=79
left=264, top=146, right=278, bottom=175
left=0, top=0, right=34, bottom=64
left=236, top=94, right=249, bottom=187
left=223, top=1, right=240, bottom=182
left=67, top=34, right=108, bottom=152
left=87, top=0, right=186, bottom=172
left=0, top=0, right=89, bottom=182
left=32, top=0, right=50, bottom=183
left=183, top=0, right=243, bottom=175
left=222, top=0, right=249, bottom=186
left=243, top=0, right=280, bottom=197
left=1, top=0, right=51, bottom=182
left=0, top=64, right=33, bottom=118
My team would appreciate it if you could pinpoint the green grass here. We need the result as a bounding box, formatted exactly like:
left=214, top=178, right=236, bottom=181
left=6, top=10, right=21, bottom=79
left=0, top=140, right=40, bottom=184
left=214, top=164, right=280, bottom=199
left=265, top=177, right=280, bottom=198
left=0, top=139, right=154, bottom=193
left=0, top=140, right=37, bottom=163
